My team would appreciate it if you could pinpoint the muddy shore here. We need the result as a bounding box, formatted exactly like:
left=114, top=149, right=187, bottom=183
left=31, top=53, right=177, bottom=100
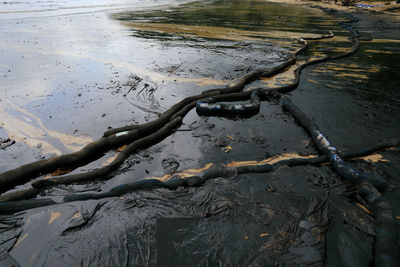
left=0, top=0, right=399, bottom=266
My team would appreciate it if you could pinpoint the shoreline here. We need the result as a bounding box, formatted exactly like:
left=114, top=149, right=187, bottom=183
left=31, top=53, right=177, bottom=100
left=0, top=0, right=198, bottom=20
left=267, top=0, right=400, bottom=17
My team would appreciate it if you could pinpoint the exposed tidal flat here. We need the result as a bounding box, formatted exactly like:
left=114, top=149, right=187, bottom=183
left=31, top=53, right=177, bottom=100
left=0, top=0, right=399, bottom=266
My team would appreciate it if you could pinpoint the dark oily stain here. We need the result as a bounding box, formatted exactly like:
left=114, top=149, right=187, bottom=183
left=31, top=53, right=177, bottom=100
left=0, top=252, right=20, bottom=267
left=276, top=197, right=328, bottom=265
left=0, top=138, right=15, bottom=149
left=0, top=0, right=399, bottom=266
left=155, top=190, right=328, bottom=266
left=325, top=194, right=378, bottom=267
left=215, top=137, right=228, bottom=147
left=2, top=170, right=333, bottom=266
left=61, top=202, right=106, bottom=235
left=248, top=128, right=267, bottom=145
left=113, top=0, right=334, bottom=35
left=332, top=196, right=376, bottom=236
left=161, top=158, right=180, bottom=174
left=337, top=225, right=374, bottom=267
left=0, top=162, right=394, bottom=266
left=0, top=215, right=24, bottom=254
left=8, top=202, right=103, bottom=266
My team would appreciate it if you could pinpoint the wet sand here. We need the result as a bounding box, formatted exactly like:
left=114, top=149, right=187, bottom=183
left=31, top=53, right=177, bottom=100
left=0, top=0, right=399, bottom=266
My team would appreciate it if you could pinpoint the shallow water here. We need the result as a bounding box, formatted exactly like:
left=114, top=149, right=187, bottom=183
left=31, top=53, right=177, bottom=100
left=0, top=0, right=194, bottom=19
left=0, top=0, right=399, bottom=266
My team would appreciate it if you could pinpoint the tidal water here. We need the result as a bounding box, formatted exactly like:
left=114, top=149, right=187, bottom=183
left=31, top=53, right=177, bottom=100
left=0, top=0, right=194, bottom=19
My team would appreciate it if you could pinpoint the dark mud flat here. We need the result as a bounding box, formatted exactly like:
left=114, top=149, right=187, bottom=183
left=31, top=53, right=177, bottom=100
left=0, top=0, right=400, bottom=266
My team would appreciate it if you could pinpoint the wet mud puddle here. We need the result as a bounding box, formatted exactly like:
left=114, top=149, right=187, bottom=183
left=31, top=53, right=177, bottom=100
left=0, top=0, right=400, bottom=266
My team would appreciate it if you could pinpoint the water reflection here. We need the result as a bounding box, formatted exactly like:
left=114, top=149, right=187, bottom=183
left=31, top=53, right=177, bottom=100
left=2, top=0, right=400, bottom=266
left=0, top=0, right=195, bottom=19
left=112, top=0, right=344, bottom=46
left=114, top=0, right=338, bottom=33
